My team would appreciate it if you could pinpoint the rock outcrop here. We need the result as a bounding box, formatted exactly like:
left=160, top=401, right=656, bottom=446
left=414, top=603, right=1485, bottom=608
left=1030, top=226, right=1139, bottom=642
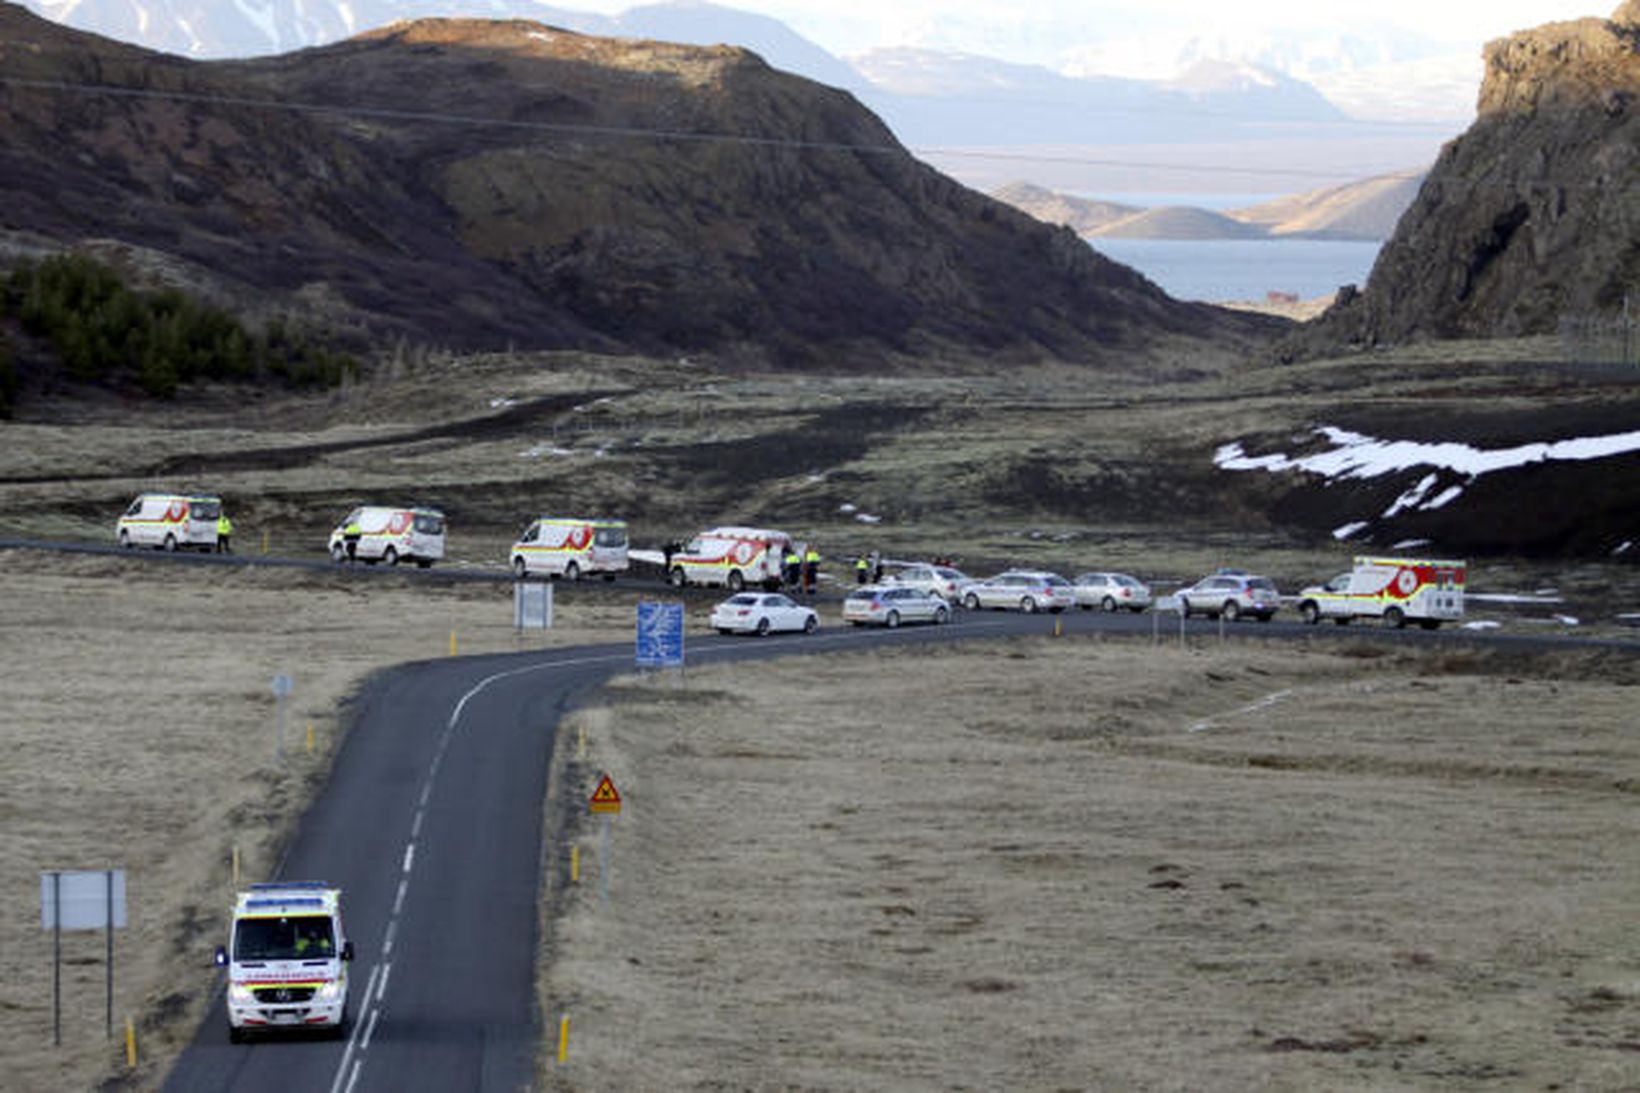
left=1295, top=2, right=1640, bottom=350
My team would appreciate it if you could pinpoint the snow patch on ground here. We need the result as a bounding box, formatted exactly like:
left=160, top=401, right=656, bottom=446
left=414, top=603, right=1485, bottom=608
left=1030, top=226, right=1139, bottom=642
left=1215, top=425, right=1640, bottom=521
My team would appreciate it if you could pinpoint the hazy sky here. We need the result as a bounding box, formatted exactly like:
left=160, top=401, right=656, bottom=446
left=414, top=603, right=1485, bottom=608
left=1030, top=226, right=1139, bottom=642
left=564, top=1, right=1607, bottom=64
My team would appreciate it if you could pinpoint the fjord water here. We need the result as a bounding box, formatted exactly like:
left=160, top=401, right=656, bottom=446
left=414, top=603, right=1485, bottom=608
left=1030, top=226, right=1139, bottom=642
left=1089, top=238, right=1383, bottom=303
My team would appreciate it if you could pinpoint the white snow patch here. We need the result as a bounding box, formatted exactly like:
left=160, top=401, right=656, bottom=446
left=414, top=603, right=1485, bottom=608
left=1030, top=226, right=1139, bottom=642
left=855, top=513, right=883, bottom=524
left=1554, top=615, right=1581, bottom=627
left=527, top=31, right=556, bottom=43
left=629, top=548, right=666, bottom=566
left=1462, top=620, right=1501, bottom=630
left=1216, top=426, right=1640, bottom=519
left=519, top=445, right=574, bottom=459
left=1615, top=541, right=1634, bottom=555
left=489, top=396, right=516, bottom=409
left=1332, top=521, right=1368, bottom=540
left=838, top=502, right=858, bottom=514
left=1467, top=592, right=1565, bottom=605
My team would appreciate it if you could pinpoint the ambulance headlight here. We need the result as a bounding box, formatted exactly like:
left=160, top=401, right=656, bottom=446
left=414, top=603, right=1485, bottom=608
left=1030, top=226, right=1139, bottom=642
left=228, top=983, right=256, bottom=1004
left=315, top=979, right=344, bottom=1002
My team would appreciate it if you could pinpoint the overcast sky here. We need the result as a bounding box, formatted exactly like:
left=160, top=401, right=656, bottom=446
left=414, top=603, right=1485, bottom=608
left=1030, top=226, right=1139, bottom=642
left=564, top=0, right=1607, bottom=66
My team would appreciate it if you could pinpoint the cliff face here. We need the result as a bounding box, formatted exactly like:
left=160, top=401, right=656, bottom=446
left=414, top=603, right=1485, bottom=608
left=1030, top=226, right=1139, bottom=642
left=0, top=6, right=1276, bottom=367
left=1298, top=2, right=1640, bottom=350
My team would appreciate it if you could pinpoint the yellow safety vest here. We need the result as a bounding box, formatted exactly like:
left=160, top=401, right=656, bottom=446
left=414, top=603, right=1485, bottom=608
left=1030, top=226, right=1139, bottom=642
left=218, top=515, right=233, bottom=535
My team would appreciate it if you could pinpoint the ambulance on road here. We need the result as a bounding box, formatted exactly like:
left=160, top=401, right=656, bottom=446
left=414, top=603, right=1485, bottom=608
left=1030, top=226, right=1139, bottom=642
left=116, top=492, right=224, bottom=552
left=668, top=526, right=794, bottom=592
left=327, top=505, right=445, bottom=567
left=1296, top=556, right=1466, bottom=629
left=215, top=882, right=354, bottom=1042
left=510, top=517, right=629, bottom=580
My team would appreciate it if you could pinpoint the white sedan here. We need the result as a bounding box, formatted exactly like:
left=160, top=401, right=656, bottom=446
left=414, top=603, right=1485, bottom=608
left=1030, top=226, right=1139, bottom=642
left=710, top=593, right=819, bottom=636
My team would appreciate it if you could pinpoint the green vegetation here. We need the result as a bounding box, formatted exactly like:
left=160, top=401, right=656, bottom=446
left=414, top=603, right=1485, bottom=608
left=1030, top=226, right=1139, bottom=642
left=0, top=253, right=360, bottom=399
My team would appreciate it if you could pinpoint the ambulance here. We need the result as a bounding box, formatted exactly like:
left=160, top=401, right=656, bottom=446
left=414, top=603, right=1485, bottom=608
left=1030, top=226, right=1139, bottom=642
left=327, top=505, right=445, bottom=567
left=214, top=882, right=354, bottom=1041
left=116, top=492, right=224, bottom=552
left=510, top=517, right=629, bottom=580
left=668, top=526, right=795, bottom=591
left=1296, top=556, right=1466, bottom=629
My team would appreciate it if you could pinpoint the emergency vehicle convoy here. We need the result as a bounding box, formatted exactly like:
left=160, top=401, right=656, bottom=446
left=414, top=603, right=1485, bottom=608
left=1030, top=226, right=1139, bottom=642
left=327, top=505, right=446, bottom=567
left=510, top=517, right=629, bottom=580
left=116, top=492, right=224, bottom=552
left=1296, top=556, right=1466, bottom=629
left=668, top=526, right=795, bottom=591
left=215, top=882, right=354, bottom=1041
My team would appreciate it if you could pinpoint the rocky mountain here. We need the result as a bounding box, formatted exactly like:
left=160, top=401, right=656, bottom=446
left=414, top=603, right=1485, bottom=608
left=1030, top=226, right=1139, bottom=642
left=1299, top=2, right=1640, bottom=350
left=0, top=6, right=1277, bottom=369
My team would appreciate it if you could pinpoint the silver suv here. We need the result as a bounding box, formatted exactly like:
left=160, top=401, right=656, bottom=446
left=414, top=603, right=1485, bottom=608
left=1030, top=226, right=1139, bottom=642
left=1177, top=574, right=1281, bottom=622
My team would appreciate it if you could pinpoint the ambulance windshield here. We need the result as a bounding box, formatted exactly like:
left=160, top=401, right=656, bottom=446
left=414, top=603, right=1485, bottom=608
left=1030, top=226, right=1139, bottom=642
left=234, top=915, right=336, bottom=961
left=595, top=526, right=627, bottom=547
left=189, top=499, right=221, bottom=520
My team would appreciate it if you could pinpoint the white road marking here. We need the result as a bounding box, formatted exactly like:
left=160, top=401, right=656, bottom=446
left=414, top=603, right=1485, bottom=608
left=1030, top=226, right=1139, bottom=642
left=401, top=843, right=415, bottom=874
left=360, top=1006, right=381, bottom=1051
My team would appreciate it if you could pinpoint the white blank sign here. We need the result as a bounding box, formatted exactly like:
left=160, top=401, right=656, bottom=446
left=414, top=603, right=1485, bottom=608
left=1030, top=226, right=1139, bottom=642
left=40, top=870, right=127, bottom=930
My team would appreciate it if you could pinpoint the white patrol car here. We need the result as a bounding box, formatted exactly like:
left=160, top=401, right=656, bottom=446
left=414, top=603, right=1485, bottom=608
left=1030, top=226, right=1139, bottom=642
left=215, top=882, right=354, bottom=1041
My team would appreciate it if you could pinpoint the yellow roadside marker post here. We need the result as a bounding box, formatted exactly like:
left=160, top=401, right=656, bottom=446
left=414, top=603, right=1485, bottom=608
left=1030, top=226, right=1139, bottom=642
left=125, top=1016, right=137, bottom=1068
left=558, top=1014, right=570, bottom=1063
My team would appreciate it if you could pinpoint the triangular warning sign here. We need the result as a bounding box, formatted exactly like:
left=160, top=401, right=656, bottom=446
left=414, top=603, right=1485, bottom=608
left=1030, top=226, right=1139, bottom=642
left=589, top=774, right=623, bottom=814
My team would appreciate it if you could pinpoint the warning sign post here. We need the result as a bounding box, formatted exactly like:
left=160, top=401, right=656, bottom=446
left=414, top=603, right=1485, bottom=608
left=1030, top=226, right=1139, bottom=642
left=589, top=775, right=621, bottom=903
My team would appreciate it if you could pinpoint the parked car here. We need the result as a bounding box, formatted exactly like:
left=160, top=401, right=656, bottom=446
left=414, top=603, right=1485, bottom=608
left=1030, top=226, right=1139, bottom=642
left=1072, top=572, right=1153, bottom=613
left=709, top=592, right=819, bottom=636
left=881, top=562, right=974, bottom=604
left=843, top=585, right=951, bottom=627
left=961, top=571, right=1076, bottom=613
left=1177, top=573, right=1281, bottom=622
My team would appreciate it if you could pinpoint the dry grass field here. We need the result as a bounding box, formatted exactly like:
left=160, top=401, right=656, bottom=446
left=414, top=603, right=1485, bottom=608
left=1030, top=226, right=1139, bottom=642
left=543, top=638, right=1640, bottom=1091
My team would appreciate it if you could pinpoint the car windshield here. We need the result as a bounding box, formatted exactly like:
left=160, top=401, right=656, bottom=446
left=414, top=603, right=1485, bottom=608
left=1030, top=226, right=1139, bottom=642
left=936, top=568, right=965, bottom=580
left=1115, top=575, right=1141, bottom=587
left=414, top=513, right=444, bottom=535
left=1045, top=576, right=1071, bottom=587
left=846, top=590, right=877, bottom=601
left=189, top=499, right=221, bottom=520
left=726, top=595, right=759, bottom=606
left=595, top=526, right=627, bottom=547
left=234, top=915, right=335, bottom=961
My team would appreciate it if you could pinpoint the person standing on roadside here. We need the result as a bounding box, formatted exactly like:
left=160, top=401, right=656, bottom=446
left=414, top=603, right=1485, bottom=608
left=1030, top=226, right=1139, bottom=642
left=344, top=514, right=363, bottom=563
left=784, top=544, right=802, bottom=590
left=803, top=544, right=821, bottom=595
left=855, top=555, right=870, bottom=585
left=216, top=510, right=234, bottom=554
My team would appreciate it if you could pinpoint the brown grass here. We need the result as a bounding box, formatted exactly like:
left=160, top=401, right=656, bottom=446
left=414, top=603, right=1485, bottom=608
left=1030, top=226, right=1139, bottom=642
left=541, top=637, right=1640, bottom=1090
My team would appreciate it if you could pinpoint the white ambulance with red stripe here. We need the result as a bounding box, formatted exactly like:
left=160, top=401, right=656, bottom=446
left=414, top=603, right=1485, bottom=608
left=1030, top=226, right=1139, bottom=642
left=1297, top=556, right=1466, bottom=629
left=215, top=882, right=354, bottom=1041
left=327, top=505, right=445, bottom=567
left=116, top=492, right=223, bottom=552
left=510, top=517, right=629, bottom=580
left=668, top=526, right=794, bottom=592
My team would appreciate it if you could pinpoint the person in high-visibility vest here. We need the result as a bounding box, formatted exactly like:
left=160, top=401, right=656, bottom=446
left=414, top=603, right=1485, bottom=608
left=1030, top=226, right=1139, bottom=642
left=803, top=546, right=821, bottom=594
left=344, top=517, right=363, bottom=563
left=855, top=555, right=870, bottom=585
left=216, top=512, right=234, bottom=554
left=783, top=547, right=801, bottom=590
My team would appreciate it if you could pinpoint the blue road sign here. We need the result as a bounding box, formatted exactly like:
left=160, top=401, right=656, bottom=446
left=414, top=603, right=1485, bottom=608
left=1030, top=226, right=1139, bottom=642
left=636, top=602, right=685, bottom=668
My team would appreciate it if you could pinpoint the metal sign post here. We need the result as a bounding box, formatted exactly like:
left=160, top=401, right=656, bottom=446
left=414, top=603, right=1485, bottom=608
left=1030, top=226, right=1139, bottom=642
left=589, top=775, right=623, bottom=905
left=41, top=869, right=127, bottom=1044
left=270, top=674, right=294, bottom=762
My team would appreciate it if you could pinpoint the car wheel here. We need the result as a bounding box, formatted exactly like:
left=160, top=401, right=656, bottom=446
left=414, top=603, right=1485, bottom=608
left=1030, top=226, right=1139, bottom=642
left=964, top=592, right=980, bottom=610
left=1334, top=617, right=1351, bottom=626
left=803, top=615, right=818, bottom=634
left=1384, top=607, right=1407, bottom=629
left=332, top=543, right=347, bottom=564
left=1256, top=612, right=1273, bottom=623
left=1179, top=598, right=1192, bottom=618
left=755, top=617, right=770, bottom=636
left=886, top=610, right=900, bottom=629
left=513, top=557, right=528, bottom=579
left=383, top=546, right=399, bottom=566
left=670, top=567, right=688, bottom=588
left=727, top=569, right=745, bottom=592
left=228, top=1025, right=243, bottom=1045
left=1222, top=600, right=1241, bottom=622
left=565, top=561, right=581, bottom=582
left=1101, top=595, right=1118, bottom=613
left=934, top=606, right=949, bottom=625
left=717, top=627, right=732, bottom=635
left=119, top=530, right=132, bottom=550
left=1020, top=597, right=1038, bottom=613
left=1299, top=601, right=1321, bottom=625
left=163, top=533, right=177, bottom=552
